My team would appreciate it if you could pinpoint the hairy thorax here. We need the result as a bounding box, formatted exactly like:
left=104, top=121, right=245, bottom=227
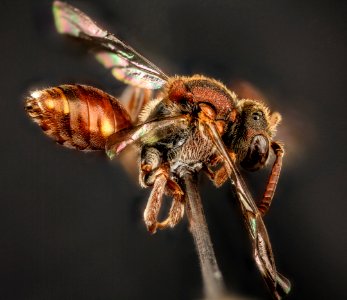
left=168, top=127, right=216, bottom=177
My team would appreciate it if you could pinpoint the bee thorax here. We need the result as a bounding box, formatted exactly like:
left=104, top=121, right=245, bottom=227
left=168, top=129, right=215, bottom=176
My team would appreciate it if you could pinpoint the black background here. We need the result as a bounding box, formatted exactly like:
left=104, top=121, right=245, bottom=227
left=1, top=0, right=346, bottom=299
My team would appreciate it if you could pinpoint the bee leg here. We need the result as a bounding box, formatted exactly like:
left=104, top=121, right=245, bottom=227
left=205, top=153, right=236, bottom=187
left=203, top=165, right=216, bottom=181
left=119, top=86, right=152, bottom=123
left=140, top=147, right=165, bottom=233
left=139, top=147, right=162, bottom=188
left=203, top=164, right=229, bottom=187
left=258, top=141, right=284, bottom=216
left=143, top=168, right=168, bottom=234
left=143, top=168, right=185, bottom=232
left=156, top=180, right=185, bottom=230
left=211, top=166, right=229, bottom=187
left=140, top=146, right=185, bottom=232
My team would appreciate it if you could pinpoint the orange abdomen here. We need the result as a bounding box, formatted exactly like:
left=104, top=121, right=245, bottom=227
left=25, top=84, right=132, bottom=150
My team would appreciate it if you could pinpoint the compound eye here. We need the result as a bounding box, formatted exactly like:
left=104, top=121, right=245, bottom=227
left=240, top=135, right=269, bottom=171
left=252, top=111, right=263, bottom=120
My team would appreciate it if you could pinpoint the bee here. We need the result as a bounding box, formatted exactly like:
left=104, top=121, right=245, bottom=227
left=25, top=1, right=291, bottom=299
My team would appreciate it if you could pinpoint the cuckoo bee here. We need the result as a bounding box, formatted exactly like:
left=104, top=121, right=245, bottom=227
left=25, top=1, right=290, bottom=299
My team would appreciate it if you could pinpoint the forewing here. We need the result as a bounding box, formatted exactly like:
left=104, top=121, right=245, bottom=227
left=205, top=122, right=291, bottom=299
left=53, top=1, right=168, bottom=89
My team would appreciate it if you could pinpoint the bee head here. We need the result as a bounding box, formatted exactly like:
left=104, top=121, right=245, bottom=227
left=224, top=99, right=281, bottom=171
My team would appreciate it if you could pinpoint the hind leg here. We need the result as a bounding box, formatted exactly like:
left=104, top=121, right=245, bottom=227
left=141, top=147, right=184, bottom=233
left=143, top=167, right=168, bottom=233
left=156, top=179, right=184, bottom=230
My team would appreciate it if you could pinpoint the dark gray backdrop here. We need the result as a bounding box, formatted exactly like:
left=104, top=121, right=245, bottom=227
left=1, top=0, right=346, bottom=299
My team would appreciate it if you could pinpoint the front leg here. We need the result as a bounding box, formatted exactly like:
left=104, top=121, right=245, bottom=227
left=258, top=141, right=284, bottom=216
left=204, top=153, right=237, bottom=187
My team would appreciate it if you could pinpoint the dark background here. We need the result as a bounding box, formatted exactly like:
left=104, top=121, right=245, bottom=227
left=1, top=0, right=346, bottom=299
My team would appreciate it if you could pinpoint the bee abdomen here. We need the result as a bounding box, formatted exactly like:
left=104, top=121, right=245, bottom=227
left=25, top=85, right=132, bottom=150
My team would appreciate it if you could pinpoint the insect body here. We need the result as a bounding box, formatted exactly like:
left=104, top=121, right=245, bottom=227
left=25, top=1, right=290, bottom=299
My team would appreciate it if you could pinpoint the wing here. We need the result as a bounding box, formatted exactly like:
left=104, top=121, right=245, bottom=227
left=205, top=122, right=291, bottom=300
left=52, top=1, right=168, bottom=89
left=105, top=115, right=190, bottom=159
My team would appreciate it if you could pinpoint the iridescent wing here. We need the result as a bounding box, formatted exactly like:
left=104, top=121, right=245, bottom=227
left=53, top=1, right=168, bottom=89
left=105, top=115, right=190, bottom=159
left=205, top=122, right=291, bottom=300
